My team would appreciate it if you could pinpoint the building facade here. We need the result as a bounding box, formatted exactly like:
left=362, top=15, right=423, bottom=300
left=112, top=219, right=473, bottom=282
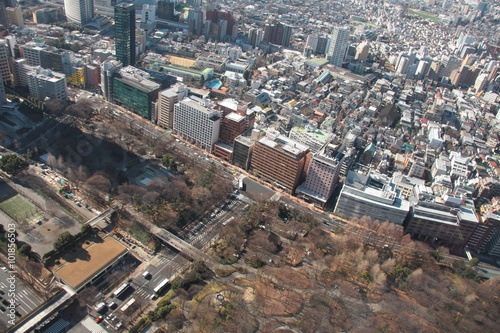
left=250, top=131, right=310, bottom=194
left=64, top=0, right=94, bottom=26
left=157, top=84, right=188, bottom=129
left=173, top=98, right=221, bottom=152
left=296, top=143, right=345, bottom=208
left=114, top=3, right=135, bottom=66
left=334, top=167, right=410, bottom=224
left=327, top=27, right=349, bottom=67
left=112, top=66, right=160, bottom=119
left=27, top=67, right=68, bottom=101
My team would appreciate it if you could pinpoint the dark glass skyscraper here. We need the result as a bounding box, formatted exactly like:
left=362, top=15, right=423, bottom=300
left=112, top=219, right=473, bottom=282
left=114, top=3, right=135, bottom=66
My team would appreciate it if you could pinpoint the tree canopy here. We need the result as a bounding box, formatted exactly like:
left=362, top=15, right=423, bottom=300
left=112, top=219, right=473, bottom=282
left=0, top=154, right=29, bottom=175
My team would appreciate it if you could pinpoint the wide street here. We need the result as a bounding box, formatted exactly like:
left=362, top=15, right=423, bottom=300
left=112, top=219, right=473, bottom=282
left=0, top=266, right=43, bottom=330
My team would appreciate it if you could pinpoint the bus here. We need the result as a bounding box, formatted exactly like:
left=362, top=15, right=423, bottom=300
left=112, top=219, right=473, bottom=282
left=153, top=278, right=170, bottom=294
left=113, top=282, right=131, bottom=298
left=120, top=298, right=136, bottom=312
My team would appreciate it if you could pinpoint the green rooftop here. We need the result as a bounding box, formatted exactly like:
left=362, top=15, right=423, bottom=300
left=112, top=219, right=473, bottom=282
left=306, top=58, right=329, bottom=67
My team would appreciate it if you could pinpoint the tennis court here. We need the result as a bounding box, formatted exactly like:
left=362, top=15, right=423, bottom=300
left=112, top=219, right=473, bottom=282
left=0, top=193, right=40, bottom=222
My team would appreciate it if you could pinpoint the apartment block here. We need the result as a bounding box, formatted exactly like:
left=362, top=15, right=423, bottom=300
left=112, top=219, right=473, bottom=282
left=173, top=97, right=221, bottom=152
left=232, top=128, right=264, bottom=171
left=296, top=143, right=345, bottom=208
left=157, top=84, right=188, bottom=129
left=27, top=67, right=68, bottom=101
left=250, top=131, right=310, bottom=194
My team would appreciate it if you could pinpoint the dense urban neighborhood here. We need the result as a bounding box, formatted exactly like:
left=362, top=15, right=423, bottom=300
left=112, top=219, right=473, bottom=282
left=0, top=0, right=500, bottom=332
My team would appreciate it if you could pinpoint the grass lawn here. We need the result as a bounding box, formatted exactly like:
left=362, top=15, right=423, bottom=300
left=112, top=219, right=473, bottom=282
left=408, top=8, right=440, bottom=21
left=0, top=193, right=39, bottom=222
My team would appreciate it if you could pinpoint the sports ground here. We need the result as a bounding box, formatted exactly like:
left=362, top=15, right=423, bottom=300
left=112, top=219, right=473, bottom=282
left=0, top=193, right=39, bottom=222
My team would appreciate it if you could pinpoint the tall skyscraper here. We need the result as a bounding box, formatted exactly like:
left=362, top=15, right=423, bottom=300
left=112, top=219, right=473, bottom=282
left=64, top=0, right=94, bottom=26
left=263, top=22, right=293, bottom=47
left=158, top=0, right=175, bottom=20
left=114, top=3, right=136, bottom=67
left=0, top=72, right=6, bottom=105
left=0, top=40, right=12, bottom=86
left=327, top=27, right=350, bottom=67
left=187, top=9, right=203, bottom=36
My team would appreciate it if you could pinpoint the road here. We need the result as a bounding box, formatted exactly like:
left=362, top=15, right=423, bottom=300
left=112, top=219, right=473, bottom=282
left=182, top=193, right=252, bottom=250
left=0, top=267, right=44, bottom=329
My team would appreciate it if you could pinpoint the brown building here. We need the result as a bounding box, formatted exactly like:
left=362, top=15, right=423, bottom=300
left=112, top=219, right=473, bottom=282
left=220, top=112, right=246, bottom=145
left=450, top=65, right=479, bottom=87
left=213, top=99, right=255, bottom=161
left=406, top=197, right=479, bottom=251
left=250, top=132, right=310, bottom=194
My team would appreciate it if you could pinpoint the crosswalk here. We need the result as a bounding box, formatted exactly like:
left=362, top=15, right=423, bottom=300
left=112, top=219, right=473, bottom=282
left=0, top=284, right=38, bottom=315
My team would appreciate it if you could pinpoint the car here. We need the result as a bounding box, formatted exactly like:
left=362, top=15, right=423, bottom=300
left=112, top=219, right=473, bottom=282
left=0, top=290, right=4, bottom=295
left=0, top=306, right=5, bottom=313
left=108, top=302, right=117, bottom=310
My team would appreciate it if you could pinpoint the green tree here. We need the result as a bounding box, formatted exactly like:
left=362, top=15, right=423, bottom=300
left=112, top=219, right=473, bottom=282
left=80, top=223, right=92, bottom=235
left=162, top=154, right=177, bottom=171
left=0, top=154, right=29, bottom=175
left=18, top=244, right=32, bottom=257
left=53, top=231, right=74, bottom=250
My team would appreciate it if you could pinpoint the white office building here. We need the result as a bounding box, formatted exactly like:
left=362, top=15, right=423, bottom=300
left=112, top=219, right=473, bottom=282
left=64, top=0, right=94, bottom=26
left=27, top=67, right=68, bottom=101
left=173, top=97, right=221, bottom=152
left=334, top=166, right=410, bottom=225
left=326, top=27, right=349, bottom=67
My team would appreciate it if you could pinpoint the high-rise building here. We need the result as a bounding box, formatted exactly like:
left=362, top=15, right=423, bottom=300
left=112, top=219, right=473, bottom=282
left=187, top=9, right=203, bottom=37
left=157, top=84, right=189, bottom=129
left=250, top=131, right=310, bottom=194
left=64, top=0, right=94, bottom=26
left=6, top=6, right=23, bottom=27
left=27, top=67, right=68, bottom=101
left=0, top=4, right=7, bottom=27
left=140, top=4, right=156, bottom=34
left=296, top=143, right=345, bottom=208
left=158, top=0, right=175, bottom=20
left=248, top=28, right=263, bottom=48
left=173, top=97, right=221, bottom=152
left=33, top=8, right=60, bottom=24
left=232, top=129, right=264, bottom=171
left=263, top=22, right=293, bottom=47
left=316, top=35, right=330, bottom=55
left=100, top=59, right=122, bottom=101
left=327, top=27, right=349, bottom=66
left=355, top=41, right=370, bottom=62
left=0, top=72, right=5, bottom=105
left=20, top=42, right=47, bottom=67
left=112, top=66, right=160, bottom=119
left=114, top=3, right=136, bottom=67
left=406, top=192, right=479, bottom=251
left=0, top=40, right=12, bottom=86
